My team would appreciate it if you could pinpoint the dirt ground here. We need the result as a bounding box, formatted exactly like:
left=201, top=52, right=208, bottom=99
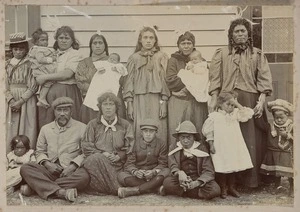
left=6, top=177, right=294, bottom=207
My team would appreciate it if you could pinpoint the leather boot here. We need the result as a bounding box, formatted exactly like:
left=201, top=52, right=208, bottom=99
left=228, top=173, right=240, bottom=198
left=217, top=174, right=227, bottom=199
left=288, top=178, right=294, bottom=197
left=118, top=187, right=140, bottom=198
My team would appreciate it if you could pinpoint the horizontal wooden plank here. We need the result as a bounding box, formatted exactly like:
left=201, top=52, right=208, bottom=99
left=262, top=6, right=293, bottom=18
left=74, top=46, right=221, bottom=63
left=45, top=30, right=228, bottom=47
left=40, top=14, right=235, bottom=31
left=40, top=5, right=237, bottom=16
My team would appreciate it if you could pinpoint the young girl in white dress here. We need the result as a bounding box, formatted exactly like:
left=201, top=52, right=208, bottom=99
left=202, top=91, right=253, bottom=199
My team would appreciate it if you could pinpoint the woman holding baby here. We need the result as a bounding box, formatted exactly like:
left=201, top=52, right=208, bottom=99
left=75, top=33, right=126, bottom=124
left=166, top=31, right=209, bottom=146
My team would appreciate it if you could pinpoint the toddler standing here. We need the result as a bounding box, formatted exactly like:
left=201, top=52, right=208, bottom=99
left=202, top=92, right=253, bottom=198
left=7, top=135, right=36, bottom=193
left=260, top=99, right=294, bottom=196
left=28, top=28, right=57, bottom=108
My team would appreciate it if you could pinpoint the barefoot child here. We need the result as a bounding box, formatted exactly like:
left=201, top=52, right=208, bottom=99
left=260, top=99, right=294, bottom=196
left=202, top=92, right=253, bottom=199
left=28, top=28, right=57, bottom=108
left=6, top=135, right=36, bottom=193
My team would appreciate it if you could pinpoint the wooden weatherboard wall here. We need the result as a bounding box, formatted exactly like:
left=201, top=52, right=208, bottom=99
left=40, top=5, right=237, bottom=62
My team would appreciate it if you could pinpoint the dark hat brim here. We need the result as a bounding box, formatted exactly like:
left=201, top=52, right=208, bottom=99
left=172, top=131, right=201, bottom=141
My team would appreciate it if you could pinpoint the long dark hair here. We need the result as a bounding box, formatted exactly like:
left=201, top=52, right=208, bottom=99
left=89, top=34, right=109, bottom=57
left=228, top=18, right=253, bottom=54
left=10, top=135, right=30, bottom=151
left=134, top=27, right=160, bottom=53
left=53, top=26, right=80, bottom=50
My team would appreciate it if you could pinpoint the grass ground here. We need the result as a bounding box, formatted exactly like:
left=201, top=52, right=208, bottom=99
left=6, top=177, right=293, bottom=207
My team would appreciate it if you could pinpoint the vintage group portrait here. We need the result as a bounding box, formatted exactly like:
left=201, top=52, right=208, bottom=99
left=0, top=0, right=298, bottom=211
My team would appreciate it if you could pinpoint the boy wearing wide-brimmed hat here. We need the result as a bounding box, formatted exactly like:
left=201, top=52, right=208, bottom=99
left=260, top=99, right=294, bottom=196
left=160, top=120, right=220, bottom=200
left=117, top=118, right=170, bottom=198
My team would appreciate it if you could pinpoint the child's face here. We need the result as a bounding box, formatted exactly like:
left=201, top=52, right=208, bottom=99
left=141, top=128, right=157, bottom=143
left=14, top=141, right=27, bottom=157
left=108, top=54, right=119, bottom=64
left=12, top=47, right=26, bottom=59
left=220, top=98, right=235, bottom=114
left=274, top=110, right=288, bottom=126
left=37, top=34, right=48, bottom=47
left=189, top=54, right=202, bottom=64
left=178, top=133, right=194, bottom=149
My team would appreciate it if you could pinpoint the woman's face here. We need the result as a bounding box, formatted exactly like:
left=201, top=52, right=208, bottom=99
left=101, top=98, right=117, bottom=119
left=12, top=46, right=26, bottom=59
left=57, top=32, right=73, bottom=51
left=140, top=31, right=156, bottom=50
left=178, top=39, right=194, bottom=56
left=232, top=24, right=249, bottom=44
left=91, top=37, right=106, bottom=56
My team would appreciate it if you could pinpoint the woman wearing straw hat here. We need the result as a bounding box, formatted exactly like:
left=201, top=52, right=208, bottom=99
left=5, top=32, right=38, bottom=153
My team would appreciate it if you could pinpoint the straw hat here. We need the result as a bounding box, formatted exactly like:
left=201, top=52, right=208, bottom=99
left=6, top=32, right=31, bottom=45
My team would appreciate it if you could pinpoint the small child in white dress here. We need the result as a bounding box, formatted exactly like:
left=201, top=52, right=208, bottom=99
left=6, top=135, right=36, bottom=193
left=177, top=50, right=209, bottom=102
left=28, top=28, right=57, bottom=108
left=83, top=53, right=127, bottom=111
left=202, top=91, right=253, bottom=199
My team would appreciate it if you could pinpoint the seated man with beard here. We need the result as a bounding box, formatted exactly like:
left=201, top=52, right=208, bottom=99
left=20, top=97, right=90, bottom=202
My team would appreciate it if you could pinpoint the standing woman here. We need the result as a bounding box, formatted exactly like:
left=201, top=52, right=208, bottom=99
left=5, top=32, right=38, bottom=152
left=75, top=34, right=109, bottom=123
left=208, top=18, right=273, bottom=188
left=123, top=27, right=170, bottom=142
left=166, top=31, right=208, bottom=145
left=36, top=26, right=82, bottom=129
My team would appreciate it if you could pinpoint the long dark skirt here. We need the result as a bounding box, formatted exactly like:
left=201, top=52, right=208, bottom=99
left=38, top=83, right=83, bottom=130
left=83, top=153, right=122, bottom=195
left=235, top=89, right=269, bottom=188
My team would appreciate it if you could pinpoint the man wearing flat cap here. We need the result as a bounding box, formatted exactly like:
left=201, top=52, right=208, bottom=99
left=20, top=97, right=90, bottom=202
left=161, top=120, right=220, bottom=200
left=117, top=118, right=169, bottom=198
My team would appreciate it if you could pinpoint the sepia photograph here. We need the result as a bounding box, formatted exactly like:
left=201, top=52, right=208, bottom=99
left=0, top=0, right=298, bottom=211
